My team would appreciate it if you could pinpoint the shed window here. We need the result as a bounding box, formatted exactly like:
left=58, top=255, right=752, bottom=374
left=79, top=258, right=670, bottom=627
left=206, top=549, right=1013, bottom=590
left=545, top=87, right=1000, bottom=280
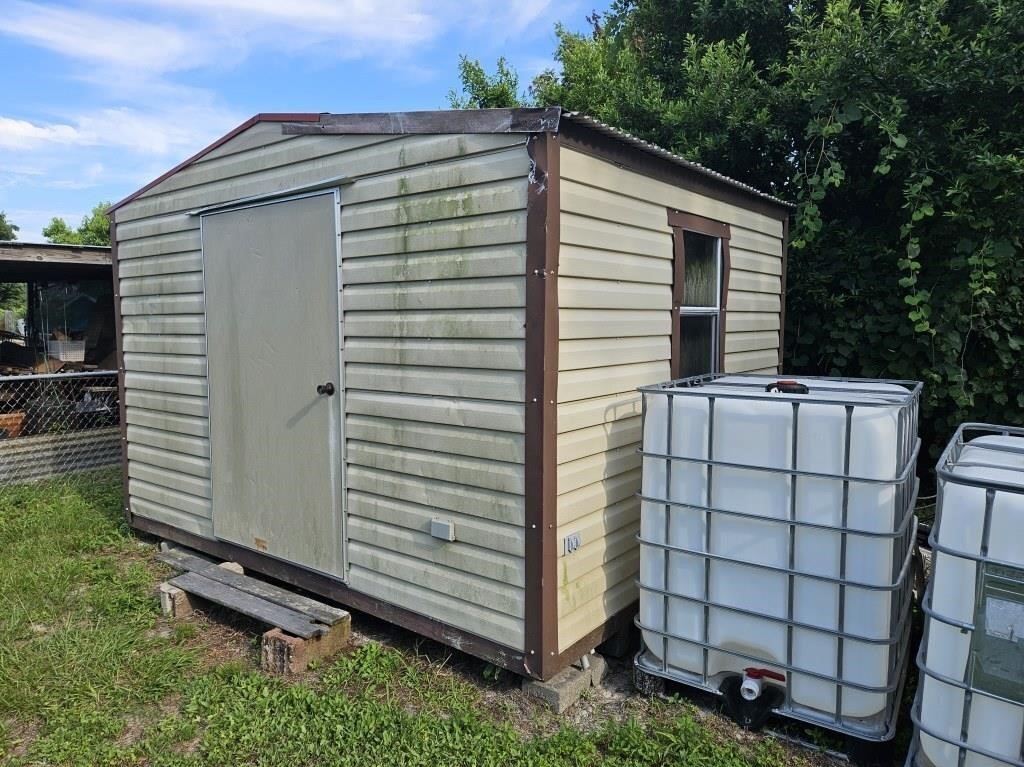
left=668, top=212, right=730, bottom=379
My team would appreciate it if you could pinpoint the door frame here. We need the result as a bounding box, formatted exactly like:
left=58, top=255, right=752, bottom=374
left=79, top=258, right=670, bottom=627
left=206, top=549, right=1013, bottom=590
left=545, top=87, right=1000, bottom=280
left=198, top=187, right=347, bottom=580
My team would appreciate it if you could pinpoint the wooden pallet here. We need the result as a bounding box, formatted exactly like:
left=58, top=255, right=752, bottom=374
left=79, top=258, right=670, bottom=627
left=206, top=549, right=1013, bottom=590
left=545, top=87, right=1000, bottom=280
left=157, top=544, right=351, bottom=673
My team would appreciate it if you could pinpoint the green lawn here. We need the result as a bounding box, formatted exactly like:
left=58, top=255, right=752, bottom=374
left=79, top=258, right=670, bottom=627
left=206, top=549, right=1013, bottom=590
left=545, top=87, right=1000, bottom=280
left=0, top=472, right=813, bottom=766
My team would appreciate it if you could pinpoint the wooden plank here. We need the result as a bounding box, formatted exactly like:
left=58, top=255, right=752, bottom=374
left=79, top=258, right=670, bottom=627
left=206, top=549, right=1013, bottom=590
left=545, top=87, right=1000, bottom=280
left=195, top=566, right=347, bottom=626
left=157, top=547, right=218, bottom=572
left=0, top=242, right=110, bottom=265
left=168, top=571, right=325, bottom=638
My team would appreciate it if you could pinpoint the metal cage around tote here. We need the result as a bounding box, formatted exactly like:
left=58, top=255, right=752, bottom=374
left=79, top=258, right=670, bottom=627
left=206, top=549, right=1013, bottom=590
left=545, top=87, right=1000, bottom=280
left=635, top=374, right=921, bottom=741
left=907, top=423, right=1024, bottom=767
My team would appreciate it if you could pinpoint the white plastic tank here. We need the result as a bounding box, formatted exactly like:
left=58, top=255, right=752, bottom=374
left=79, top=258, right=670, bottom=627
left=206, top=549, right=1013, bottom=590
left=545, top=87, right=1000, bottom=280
left=636, top=374, right=920, bottom=739
left=911, top=424, right=1024, bottom=767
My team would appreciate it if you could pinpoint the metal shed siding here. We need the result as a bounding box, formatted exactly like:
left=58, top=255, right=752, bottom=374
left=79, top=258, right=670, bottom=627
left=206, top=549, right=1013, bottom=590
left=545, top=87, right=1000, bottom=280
left=555, top=146, right=785, bottom=652
left=113, top=127, right=531, bottom=649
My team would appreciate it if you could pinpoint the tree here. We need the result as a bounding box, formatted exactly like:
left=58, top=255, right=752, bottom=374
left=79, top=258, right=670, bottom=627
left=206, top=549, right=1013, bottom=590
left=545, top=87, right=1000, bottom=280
left=448, top=56, right=527, bottom=109
left=0, top=212, right=26, bottom=319
left=42, top=201, right=112, bottom=246
left=454, top=0, right=1024, bottom=462
left=0, top=211, right=18, bottom=240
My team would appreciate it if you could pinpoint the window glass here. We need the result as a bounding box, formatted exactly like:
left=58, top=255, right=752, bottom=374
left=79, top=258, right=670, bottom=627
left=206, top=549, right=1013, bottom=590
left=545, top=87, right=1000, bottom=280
left=680, top=314, right=716, bottom=378
left=682, top=231, right=719, bottom=308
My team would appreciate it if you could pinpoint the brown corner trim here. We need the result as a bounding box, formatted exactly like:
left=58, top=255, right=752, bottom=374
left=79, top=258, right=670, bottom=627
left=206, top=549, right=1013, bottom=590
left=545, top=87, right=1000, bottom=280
left=282, top=108, right=562, bottom=136
left=560, top=120, right=789, bottom=222
left=130, top=515, right=531, bottom=676
left=524, top=131, right=560, bottom=680
left=778, top=215, right=791, bottom=371
left=109, top=219, right=130, bottom=522
left=548, top=601, right=638, bottom=677
left=107, top=113, right=322, bottom=214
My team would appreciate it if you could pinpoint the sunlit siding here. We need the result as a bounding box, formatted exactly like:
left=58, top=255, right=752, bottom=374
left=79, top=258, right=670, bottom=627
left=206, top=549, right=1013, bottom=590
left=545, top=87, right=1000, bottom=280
left=113, top=126, right=531, bottom=649
left=555, top=146, right=785, bottom=652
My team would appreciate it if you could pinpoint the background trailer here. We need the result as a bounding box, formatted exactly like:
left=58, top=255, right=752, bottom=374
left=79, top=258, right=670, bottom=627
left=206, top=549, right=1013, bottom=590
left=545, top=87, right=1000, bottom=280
left=108, top=108, right=790, bottom=679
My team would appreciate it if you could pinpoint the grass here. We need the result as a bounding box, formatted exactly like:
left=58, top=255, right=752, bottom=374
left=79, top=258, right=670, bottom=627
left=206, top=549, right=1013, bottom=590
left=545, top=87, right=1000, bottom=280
left=0, top=472, right=818, bottom=766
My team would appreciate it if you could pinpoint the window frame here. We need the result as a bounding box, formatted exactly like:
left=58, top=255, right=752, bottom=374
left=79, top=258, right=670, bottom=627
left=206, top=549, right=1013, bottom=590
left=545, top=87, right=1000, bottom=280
left=667, top=210, right=731, bottom=379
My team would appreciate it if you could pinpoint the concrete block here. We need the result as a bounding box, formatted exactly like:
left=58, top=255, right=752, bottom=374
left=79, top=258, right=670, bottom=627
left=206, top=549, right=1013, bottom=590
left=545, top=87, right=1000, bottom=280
left=218, top=561, right=245, bottom=575
left=522, top=664, right=592, bottom=713
left=159, top=582, right=193, bottom=618
left=588, top=653, right=609, bottom=687
left=260, top=613, right=351, bottom=674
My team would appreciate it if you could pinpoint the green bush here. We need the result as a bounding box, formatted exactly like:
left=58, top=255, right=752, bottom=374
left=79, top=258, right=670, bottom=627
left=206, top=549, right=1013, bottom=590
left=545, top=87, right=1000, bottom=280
left=454, top=0, right=1024, bottom=463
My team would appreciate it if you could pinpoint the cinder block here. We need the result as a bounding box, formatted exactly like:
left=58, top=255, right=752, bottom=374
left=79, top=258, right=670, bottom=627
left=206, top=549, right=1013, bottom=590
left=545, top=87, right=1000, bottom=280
left=159, top=582, right=193, bottom=618
left=260, top=614, right=351, bottom=674
left=588, top=653, right=609, bottom=687
left=522, top=664, right=592, bottom=713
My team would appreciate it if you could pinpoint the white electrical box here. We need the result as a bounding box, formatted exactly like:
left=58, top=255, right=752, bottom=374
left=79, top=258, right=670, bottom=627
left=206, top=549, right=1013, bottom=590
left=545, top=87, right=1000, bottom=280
left=430, top=518, right=456, bottom=542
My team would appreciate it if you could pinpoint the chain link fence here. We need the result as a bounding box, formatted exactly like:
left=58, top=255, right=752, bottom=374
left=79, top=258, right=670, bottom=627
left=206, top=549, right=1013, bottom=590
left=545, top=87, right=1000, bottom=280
left=0, top=371, right=121, bottom=492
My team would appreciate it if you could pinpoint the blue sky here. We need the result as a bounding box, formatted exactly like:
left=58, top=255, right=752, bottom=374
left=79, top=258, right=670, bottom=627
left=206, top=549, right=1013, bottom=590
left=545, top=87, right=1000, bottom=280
left=0, top=0, right=606, bottom=240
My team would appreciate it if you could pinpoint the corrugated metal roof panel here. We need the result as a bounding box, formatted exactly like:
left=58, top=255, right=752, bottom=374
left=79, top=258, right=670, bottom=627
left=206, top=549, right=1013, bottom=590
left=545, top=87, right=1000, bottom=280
left=561, top=111, right=792, bottom=209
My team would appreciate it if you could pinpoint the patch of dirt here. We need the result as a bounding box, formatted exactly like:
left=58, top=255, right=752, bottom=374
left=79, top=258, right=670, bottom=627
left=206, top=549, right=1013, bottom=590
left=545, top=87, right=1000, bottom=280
left=3, top=717, right=41, bottom=759
left=114, top=715, right=147, bottom=748
left=181, top=608, right=260, bottom=669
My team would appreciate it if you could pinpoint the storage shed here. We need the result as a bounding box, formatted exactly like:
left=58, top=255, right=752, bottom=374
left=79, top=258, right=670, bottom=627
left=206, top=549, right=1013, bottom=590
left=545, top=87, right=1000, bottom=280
left=108, top=108, right=790, bottom=680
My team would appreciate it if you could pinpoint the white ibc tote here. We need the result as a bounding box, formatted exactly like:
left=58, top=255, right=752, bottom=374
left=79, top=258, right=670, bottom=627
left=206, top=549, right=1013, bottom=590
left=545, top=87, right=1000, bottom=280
left=635, top=374, right=920, bottom=740
left=909, top=424, right=1024, bottom=767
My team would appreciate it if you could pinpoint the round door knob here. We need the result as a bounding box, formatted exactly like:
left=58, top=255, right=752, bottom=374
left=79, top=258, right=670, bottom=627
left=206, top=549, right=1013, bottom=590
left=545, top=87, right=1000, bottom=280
left=316, top=382, right=336, bottom=396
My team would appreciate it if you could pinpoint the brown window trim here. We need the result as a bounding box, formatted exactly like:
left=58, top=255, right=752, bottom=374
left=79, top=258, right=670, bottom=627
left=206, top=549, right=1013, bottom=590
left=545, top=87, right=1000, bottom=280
left=668, top=209, right=731, bottom=378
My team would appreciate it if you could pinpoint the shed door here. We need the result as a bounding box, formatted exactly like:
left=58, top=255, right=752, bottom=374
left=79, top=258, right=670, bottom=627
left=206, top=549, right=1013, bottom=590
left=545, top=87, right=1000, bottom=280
left=201, top=192, right=344, bottom=579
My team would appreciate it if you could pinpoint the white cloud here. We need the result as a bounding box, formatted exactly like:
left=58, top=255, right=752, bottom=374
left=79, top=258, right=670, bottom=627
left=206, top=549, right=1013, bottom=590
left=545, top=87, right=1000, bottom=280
left=0, top=0, right=567, bottom=85
left=0, top=100, right=241, bottom=157
left=0, top=117, right=82, bottom=150
left=137, top=0, right=439, bottom=48
left=0, top=2, right=205, bottom=76
left=48, top=162, right=106, bottom=190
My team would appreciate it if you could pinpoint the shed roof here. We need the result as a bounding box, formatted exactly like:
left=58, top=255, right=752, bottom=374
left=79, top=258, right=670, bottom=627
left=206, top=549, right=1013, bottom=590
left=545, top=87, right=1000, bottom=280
left=0, top=241, right=112, bottom=281
left=109, top=108, right=790, bottom=215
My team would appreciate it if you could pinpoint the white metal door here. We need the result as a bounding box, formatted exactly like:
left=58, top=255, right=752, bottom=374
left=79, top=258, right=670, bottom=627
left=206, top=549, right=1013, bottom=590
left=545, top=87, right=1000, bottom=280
left=202, top=191, right=344, bottom=578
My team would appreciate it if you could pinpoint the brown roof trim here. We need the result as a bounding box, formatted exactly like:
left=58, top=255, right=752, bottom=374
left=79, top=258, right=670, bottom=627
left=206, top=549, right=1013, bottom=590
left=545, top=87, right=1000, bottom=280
left=106, top=113, right=322, bottom=214
left=131, top=515, right=532, bottom=677
left=282, top=107, right=561, bottom=136
left=523, top=131, right=561, bottom=680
